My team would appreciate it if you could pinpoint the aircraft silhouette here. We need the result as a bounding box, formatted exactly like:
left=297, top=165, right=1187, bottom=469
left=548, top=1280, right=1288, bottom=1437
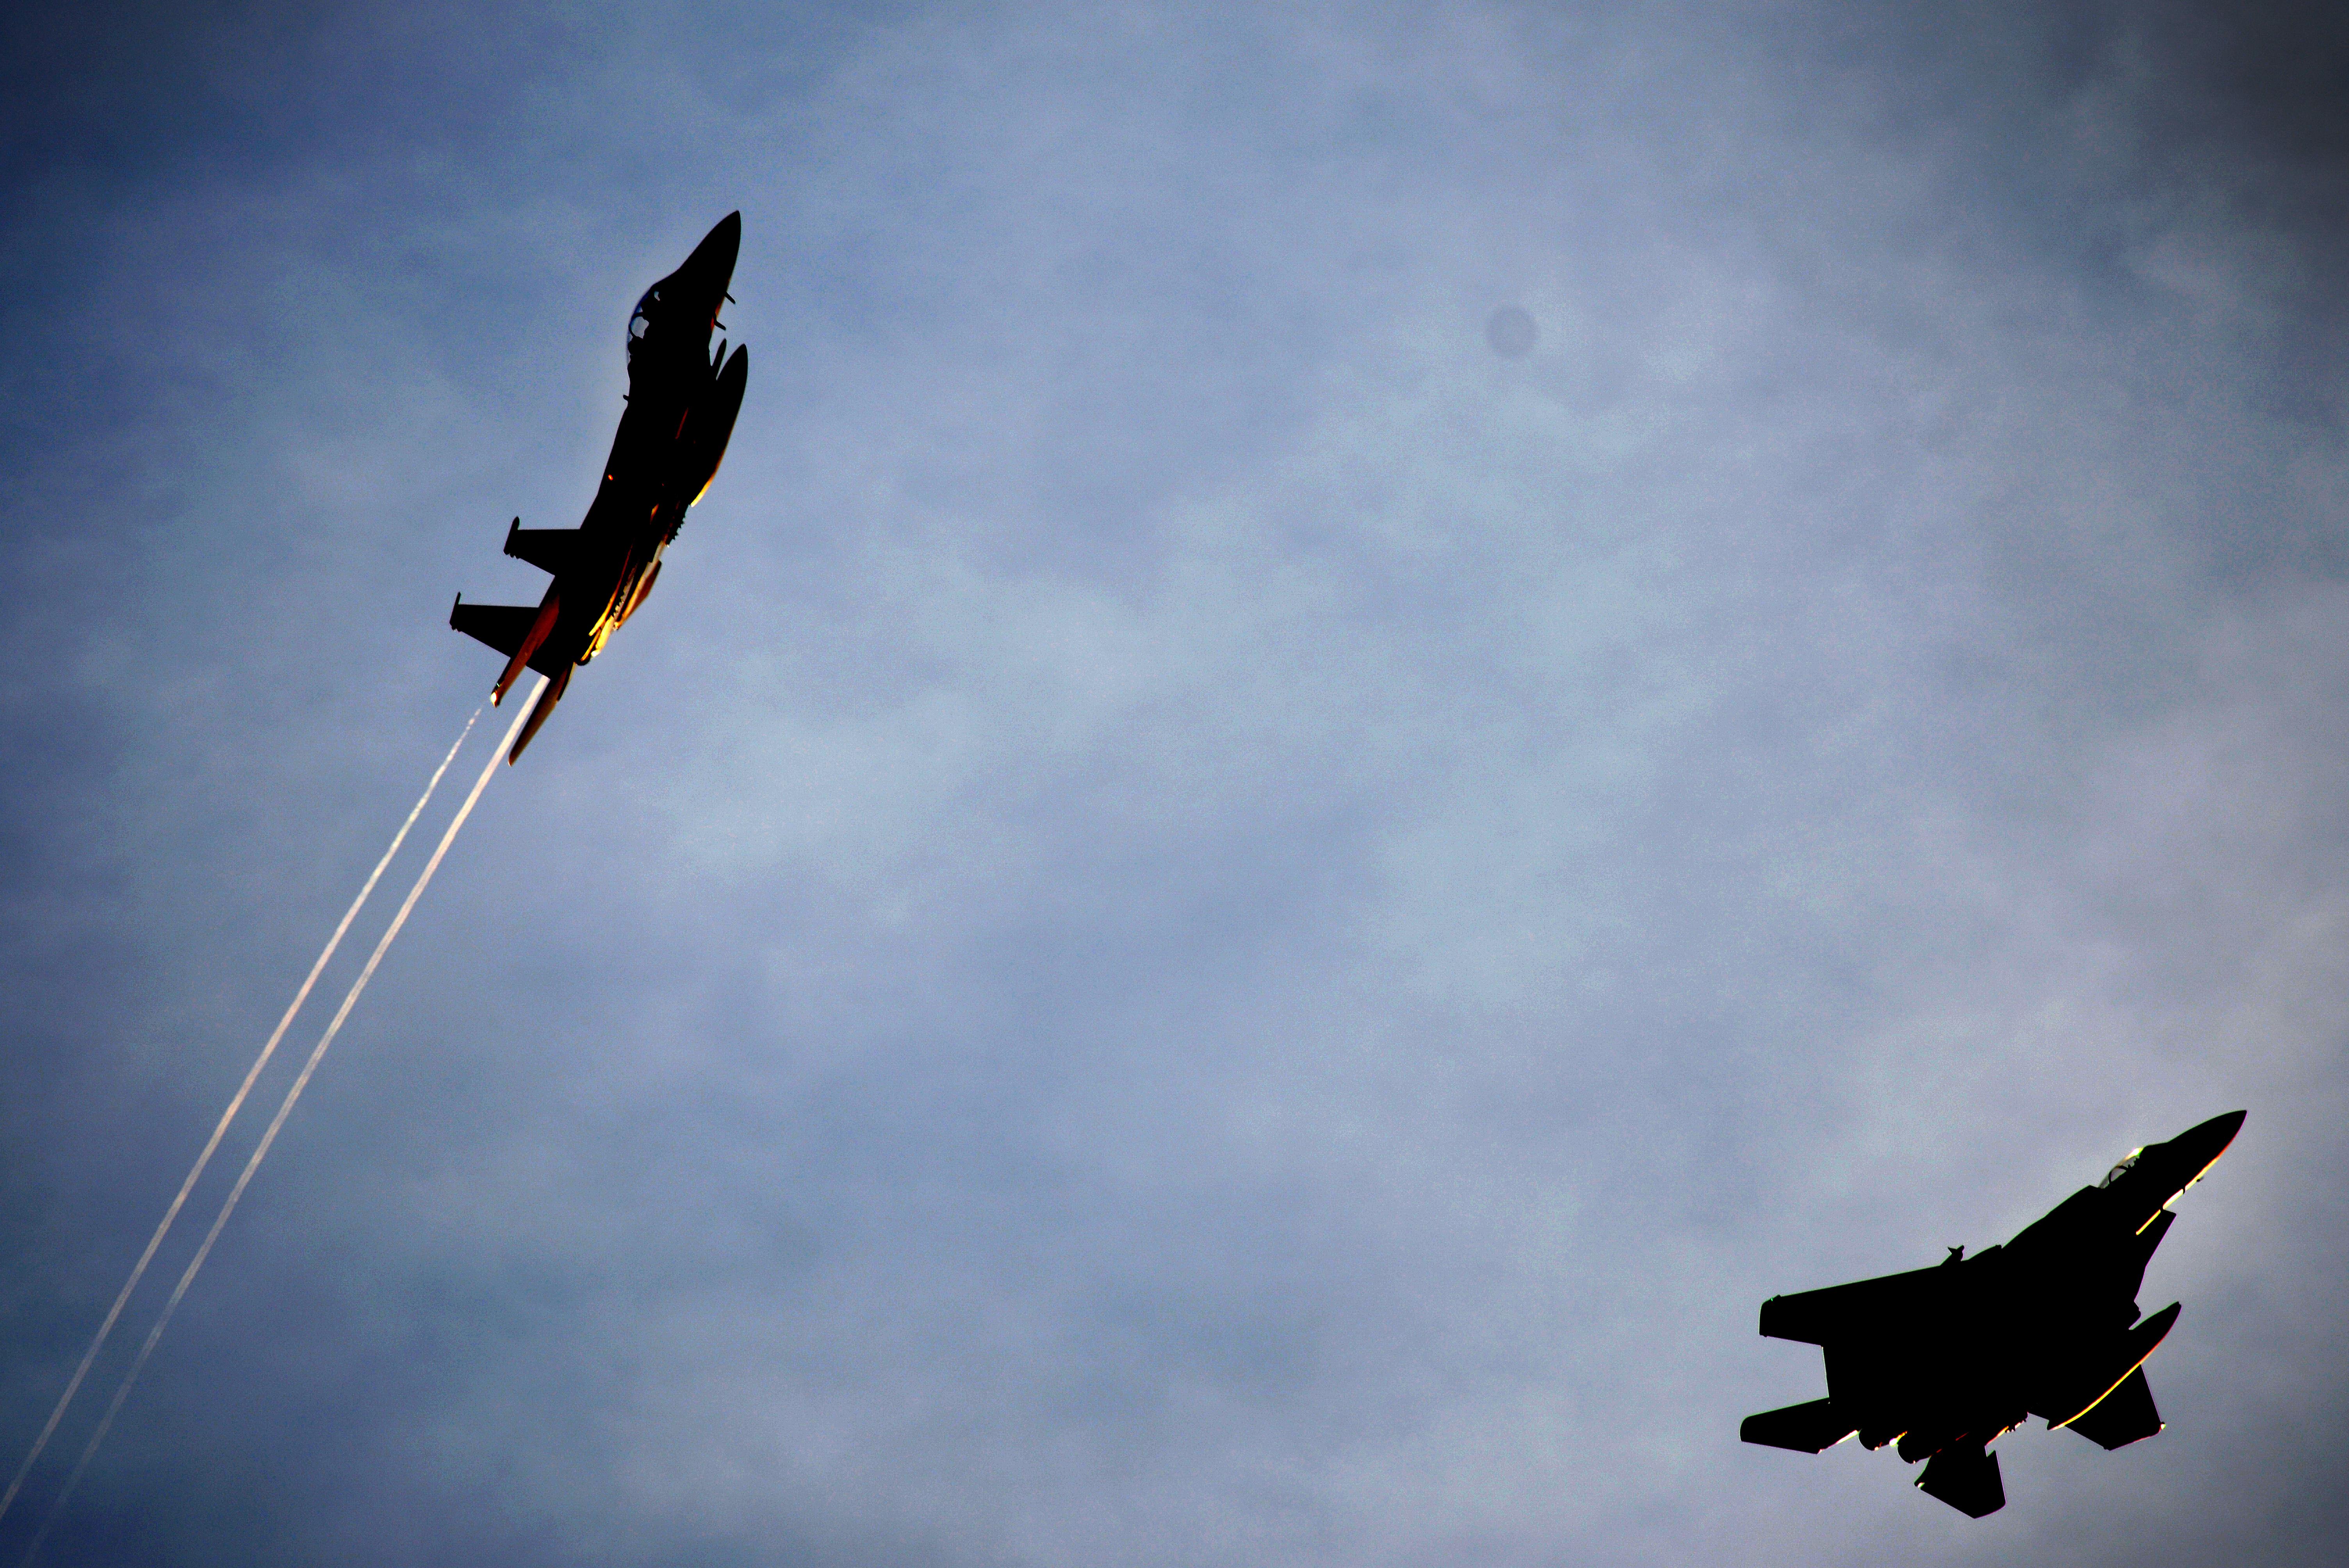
left=1743, top=1110, right=2245, bottom=1516
left=452, top=212, right=749, bottom=760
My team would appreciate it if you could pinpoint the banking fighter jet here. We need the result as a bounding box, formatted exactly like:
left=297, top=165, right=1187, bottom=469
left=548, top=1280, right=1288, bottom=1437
left=451, top=212, right=749, bottom=759
left=1742, top=1110, right=2245, bottom=1516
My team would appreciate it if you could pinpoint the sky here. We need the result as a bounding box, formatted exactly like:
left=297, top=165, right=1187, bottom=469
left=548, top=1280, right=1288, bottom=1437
left=2, top=1, right=2346, bottom=1563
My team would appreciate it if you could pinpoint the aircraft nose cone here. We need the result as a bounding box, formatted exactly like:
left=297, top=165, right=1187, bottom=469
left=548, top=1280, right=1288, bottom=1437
left=2176, top=1109, right=2247, bottom=1163
left=688, top=210, right=741, bottom=276
left=2151, top=1110, right=2246, bottom=1199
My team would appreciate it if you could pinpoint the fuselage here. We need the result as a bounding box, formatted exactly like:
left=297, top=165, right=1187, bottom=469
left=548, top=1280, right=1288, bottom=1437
left=454, top=212, right=752, bottom=757
left=1817, top=1187, right=2173, bottom=1458
left=539, top=212, right=745, bottom=672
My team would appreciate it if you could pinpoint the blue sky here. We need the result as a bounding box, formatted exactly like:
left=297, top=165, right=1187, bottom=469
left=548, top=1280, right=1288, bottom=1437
left=3, top=3, right=2346, bottom=1563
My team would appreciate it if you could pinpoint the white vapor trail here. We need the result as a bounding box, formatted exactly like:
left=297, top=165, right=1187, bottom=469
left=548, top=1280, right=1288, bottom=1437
left=18, top=679, right=542, bottom=1566
left=0, top=704, right=485, bottom=1534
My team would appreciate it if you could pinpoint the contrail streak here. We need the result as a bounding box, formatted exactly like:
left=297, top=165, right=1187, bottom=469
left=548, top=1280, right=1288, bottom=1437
left=19, top=680, right=541, bottom=1566
left=0, top=704, right=484, bottom=1533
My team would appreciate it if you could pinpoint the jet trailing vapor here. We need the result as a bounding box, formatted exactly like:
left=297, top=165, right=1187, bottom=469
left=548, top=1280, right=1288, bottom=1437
left=451, top=212, right=749, bottom=760
left=1742, top=1110, right=2246, bottom=1517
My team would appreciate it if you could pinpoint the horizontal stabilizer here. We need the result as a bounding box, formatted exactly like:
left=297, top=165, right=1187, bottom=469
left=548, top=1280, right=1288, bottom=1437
left=503, top=519, right=580, bottom=576
left=1741, top=1398, right=1855, bottom=1453
left=450, top=597, right=570, bottom=678
left=2068, top=1367, right=2164, bottom=1450
left=1915, top=1444, right=2004, bottom=1518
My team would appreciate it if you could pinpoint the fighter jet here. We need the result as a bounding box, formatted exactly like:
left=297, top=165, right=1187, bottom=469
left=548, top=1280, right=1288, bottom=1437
left=450, top=212, right=749, bottom=760
left=1742, top=1110, right=2245, bottom=1517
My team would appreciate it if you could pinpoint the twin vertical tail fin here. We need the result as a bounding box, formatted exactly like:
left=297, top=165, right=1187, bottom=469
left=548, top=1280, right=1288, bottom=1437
left=1915, top=1445, right=2004, bottom=1517
left=449, top=592, right=571, bottom=761
left=449, top=593, right=564, bottom=708
left=507, top=666, right=570, bottom=763
left=492, top=595, right=561, bottom=706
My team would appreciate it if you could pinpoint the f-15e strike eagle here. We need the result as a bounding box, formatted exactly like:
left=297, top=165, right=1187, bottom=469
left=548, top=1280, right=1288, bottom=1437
left=451, top=212, right=749, bottom=760
left=1743, top=1110, right=2246, bottom=1517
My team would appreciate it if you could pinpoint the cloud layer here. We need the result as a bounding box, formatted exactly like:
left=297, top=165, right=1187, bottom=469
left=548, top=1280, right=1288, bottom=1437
left=3, top=3, right=2345, bottom=1564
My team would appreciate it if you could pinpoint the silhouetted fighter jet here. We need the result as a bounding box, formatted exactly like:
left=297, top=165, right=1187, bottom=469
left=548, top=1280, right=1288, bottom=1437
left=451, top=212, right=749, bottom=760
left=1742, top=1110, right=2246, bottom=1517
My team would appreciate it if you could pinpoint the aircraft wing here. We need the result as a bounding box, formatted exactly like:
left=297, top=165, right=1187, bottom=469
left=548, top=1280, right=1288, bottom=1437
left=450, top=600, right=572, bottom=678
left=2063, top=1365, right=2165, bottom=1449
left=1760, top=1263, right=1952, bottom=1345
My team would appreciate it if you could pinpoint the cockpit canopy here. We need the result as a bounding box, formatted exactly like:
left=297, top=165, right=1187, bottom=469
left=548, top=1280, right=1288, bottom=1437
left=627, top=284, right=663, bottom=356
left=2099, top=1150, right=2143, bottom=1188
